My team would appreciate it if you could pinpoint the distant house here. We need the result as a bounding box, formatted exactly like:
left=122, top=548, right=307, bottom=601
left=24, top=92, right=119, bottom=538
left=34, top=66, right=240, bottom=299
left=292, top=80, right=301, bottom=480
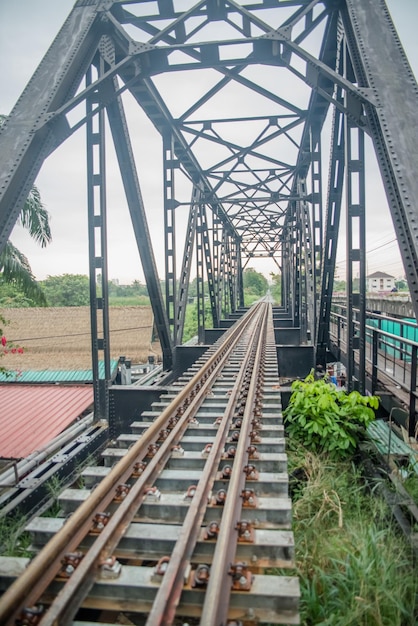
left=366, top=271, right=396, bottom=293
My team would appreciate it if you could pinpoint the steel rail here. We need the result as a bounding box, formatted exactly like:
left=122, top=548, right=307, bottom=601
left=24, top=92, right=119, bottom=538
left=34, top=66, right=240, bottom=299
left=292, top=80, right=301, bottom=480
left=0, top=302, right=265, bottom=626
left=200, top=302, right=270, bottom=625
left=145, top=307, right=264, bottom=625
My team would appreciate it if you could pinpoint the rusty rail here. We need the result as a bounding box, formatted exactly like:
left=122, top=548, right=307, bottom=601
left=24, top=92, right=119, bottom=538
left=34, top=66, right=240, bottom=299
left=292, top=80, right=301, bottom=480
left=145, top=304, right=268, bottom=625
left=0, top=302, right=268, bottom=626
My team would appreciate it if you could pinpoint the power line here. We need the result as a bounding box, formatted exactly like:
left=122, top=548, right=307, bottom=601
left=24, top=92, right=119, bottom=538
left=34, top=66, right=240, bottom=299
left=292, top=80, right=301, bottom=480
left=8, top=325, right=153, bottom=344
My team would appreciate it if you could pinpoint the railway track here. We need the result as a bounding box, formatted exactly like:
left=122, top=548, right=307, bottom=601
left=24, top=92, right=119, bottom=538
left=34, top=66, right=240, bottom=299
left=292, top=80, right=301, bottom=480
left=0, top=302, right=300, bottom=625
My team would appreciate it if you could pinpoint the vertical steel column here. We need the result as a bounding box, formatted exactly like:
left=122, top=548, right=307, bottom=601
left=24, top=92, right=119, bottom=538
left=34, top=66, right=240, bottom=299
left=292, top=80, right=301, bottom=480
left=230, top=236, right=239, bottom=313
left=163, top=132, right=177, bottom=341
left=212, top=214, right=223, bottom=324
left=281, top=228, right=290, bottom=312
left=298, top=178, right=315, bottom=342
left=106, top=79, right=173, bottom=371
left=220, top=231, right=229, bottom=317
left=310, top=127, right=323, bottom=335
left=199, top=204, right=219, bottom=328
left=236, top=239, right=244, bottom=308
left=196, top=202, right=205, bottom=342
left=316, top=100, right=345, bottom=366
left=86, top=63, right=111, bottom=421
left=345, top=116, right=366, bottom=393
left=175, top=187, right=200, bottom=345
left=293, top=205, right=301, bottom=329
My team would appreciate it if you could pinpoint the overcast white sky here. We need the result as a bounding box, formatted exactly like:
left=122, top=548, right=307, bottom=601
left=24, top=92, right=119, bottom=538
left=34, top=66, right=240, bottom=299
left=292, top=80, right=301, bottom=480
left=0, top=0, right=417, bottom=284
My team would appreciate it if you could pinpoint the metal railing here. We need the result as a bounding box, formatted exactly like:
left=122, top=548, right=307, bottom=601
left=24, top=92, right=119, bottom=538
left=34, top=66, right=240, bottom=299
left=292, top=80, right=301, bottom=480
left=329, top=306, right=418, bottom=438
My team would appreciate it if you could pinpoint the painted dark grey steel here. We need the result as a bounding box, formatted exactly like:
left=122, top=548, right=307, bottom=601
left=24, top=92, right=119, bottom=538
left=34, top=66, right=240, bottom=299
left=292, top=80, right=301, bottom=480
left=106, top=81, right=173, bottom=369
left=0, top=3, right=102, bottom=252
left=342, top=0, right=418, bottom=318
left=0, top=0, right=418, bottom=403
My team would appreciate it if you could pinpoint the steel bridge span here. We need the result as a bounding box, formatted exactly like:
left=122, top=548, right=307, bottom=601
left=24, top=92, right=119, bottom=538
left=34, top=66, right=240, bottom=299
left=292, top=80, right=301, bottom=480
left=1, top=2, right=418, bottom=424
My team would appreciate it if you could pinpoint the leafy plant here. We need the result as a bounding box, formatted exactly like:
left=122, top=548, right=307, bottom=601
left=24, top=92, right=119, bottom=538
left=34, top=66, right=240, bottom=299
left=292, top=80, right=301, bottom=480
left=283, top=370, right=379, bottom=459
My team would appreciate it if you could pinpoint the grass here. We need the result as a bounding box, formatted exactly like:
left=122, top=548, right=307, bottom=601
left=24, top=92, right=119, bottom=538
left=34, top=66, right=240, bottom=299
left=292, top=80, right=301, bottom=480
left=108, top=296, right=150, bottom=306
left=0, top=514, right=33, bottom=557
left=284, top=440, right=417, bottom=626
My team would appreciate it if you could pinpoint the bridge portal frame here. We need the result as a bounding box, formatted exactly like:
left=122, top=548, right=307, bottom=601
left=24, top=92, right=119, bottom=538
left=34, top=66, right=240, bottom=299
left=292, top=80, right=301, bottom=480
left=0, top=1, right=418, bottom=418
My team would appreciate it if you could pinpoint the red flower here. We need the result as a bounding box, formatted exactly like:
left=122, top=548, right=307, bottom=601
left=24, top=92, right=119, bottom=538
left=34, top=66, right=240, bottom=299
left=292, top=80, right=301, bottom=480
left=11, top=348, right=16, bottom=354
left=17, top=347, right=24, bottom=354
left=1, top=336, right=6, bottom=347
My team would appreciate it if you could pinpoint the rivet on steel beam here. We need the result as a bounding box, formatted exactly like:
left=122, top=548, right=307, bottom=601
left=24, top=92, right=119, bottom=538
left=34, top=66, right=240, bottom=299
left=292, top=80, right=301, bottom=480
left=201, top=443, right=213, bottom=457
left=247, top=445, right=259, bottom=459
left=132, top=461, right=147, bottom=477
left=213, top=488, right=227, bottom=506
left=229, top=431, right=240, bottom=442
left=241, top=489, right=257, bottom=508
left=144, top=485, right=161, bottom=501
left=188, top=417, right=200, bottom=426
left=229, top=561, right=253, bottom=591
left=99, top=556, right=122, bottom=579
left=15, top=604, right=44, bottom=626
left=203, top=521, right=220, bottom=540
left=114, top=483, right=131, bottom=501
left=243, top=464, right=258, bottom=480
left=191, top=564, right=210, bottom=587
left=58, top=552, right=84, bottom=579
left=213, top=416, right=223, bottom=426
left=251, top=419, right=262, bottom=429
left=236, top=520, right=254, bottom=543
left=233, top=419, right=242, bottom=429
left=90, top=512, right=110, bottom=534
left=184, top=485, right=197, bottom=500
left=221, top=465, right=232, bottom=479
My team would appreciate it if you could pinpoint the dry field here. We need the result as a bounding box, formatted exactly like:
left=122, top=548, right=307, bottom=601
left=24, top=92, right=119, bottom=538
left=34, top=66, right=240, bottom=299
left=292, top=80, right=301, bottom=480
left=1, top=306, right=160, bottom=371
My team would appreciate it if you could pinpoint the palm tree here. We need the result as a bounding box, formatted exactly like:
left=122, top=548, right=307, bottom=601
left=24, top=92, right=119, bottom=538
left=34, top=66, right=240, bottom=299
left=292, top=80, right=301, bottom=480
left=0, top=114, right=51, bottom=305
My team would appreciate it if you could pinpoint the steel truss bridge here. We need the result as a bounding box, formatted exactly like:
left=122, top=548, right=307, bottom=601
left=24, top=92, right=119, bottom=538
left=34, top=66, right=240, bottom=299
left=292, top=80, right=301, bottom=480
left=1, top=0, right=418, bottom=425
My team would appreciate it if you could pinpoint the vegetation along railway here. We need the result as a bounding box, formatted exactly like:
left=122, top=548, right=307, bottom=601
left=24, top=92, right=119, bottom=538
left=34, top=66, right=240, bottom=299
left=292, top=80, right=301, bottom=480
left=0, top=301, right=301, bottom=625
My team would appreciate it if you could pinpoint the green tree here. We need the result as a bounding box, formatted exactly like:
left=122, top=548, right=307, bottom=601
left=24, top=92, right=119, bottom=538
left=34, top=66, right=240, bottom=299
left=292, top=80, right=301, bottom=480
left=0, top=277, right=40, bottom=307
left=333, top=279, right=346, bottom=293
left=270, top=271, right=282, bottom=304
left=243, top=267, right=268, bottom=296
left=41, top=274, right=90, bottom=306
left=0, top=114, right=51, bottom=305
left=395, top=278, right=408, bottom=291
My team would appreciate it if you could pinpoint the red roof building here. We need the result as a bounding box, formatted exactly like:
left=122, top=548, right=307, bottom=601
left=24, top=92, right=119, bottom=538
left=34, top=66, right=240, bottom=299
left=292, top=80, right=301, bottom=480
left=0, top=385, right=94, bottom=459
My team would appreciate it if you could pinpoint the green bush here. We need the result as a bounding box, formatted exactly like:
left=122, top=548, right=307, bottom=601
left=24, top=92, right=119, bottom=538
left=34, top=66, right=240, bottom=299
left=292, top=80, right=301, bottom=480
left=283, top=370, right=378, bottom=459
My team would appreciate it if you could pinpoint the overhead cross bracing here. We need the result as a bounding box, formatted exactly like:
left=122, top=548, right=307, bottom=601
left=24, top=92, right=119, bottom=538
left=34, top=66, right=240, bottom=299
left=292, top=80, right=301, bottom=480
left=1, top=0, right=418, bottom=416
